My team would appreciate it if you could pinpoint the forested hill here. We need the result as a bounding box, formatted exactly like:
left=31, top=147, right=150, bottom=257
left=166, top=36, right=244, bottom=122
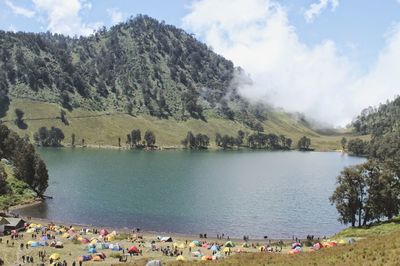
left=352, top=96, right=400, bottom=160
left=0, top=14, right=268, bottom=128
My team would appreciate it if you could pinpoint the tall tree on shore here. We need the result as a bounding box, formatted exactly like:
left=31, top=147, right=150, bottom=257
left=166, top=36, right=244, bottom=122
left=144, top=130, right=156, bottom=147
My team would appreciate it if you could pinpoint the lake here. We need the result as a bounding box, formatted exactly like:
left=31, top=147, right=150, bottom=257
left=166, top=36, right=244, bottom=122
left=15, top=148, right=365, bottom=239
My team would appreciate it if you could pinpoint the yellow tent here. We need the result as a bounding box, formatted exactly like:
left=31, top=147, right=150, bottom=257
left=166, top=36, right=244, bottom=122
left=222, top=247, right=231, bottom=253
left=49, top=253, right=61, bottom=260
left=189, top=242, right=196, bottom=248
left=29, top=223, right=37, bottom=228
left=27, top=241, right=35, bottom=245
left=176, top=255, right=186, bottom=261
left=173, top=242, right=186, bottom=249
left=26, top=228, right=35, bottom=233
left=91, top=239, right=98, bottom=245
left=107, top=235, right=115, bottom=242
left=61, top=233, right=69, bottom=238
left=338, top=239, right=347, bottom=245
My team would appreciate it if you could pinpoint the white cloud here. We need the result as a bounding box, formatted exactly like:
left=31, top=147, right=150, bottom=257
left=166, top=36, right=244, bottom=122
left=5, top=0, right=35, bottom=18
left=183, top=0, right=400, bottom=126
left=304, top=0, right=339, bottom=23
left=32, top=0, right=102, bottom=36
left=107, top=8, right=123, bottom=25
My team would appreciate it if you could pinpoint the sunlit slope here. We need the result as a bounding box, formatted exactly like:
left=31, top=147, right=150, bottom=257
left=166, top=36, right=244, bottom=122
left=3, top=99, right=347, bottom=150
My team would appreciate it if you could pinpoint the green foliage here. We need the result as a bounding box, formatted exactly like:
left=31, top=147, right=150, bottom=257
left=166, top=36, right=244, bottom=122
left=0, top=124, right=48, bottom=199
left=33, top=126, right=65, bottom=147
left=144, top=130, right=156, bottom=147
left=330, top=160, right=400, bottom=227
left=297, top=136, right=311, bottom=150
left=347, top=138, right=369, bottom=156
left=181, top=131, right=210, bottom=149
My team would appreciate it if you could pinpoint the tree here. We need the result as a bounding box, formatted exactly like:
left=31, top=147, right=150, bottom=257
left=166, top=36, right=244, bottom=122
left=60, top=109, right=69, bottom=125
left=71, top=133, right=76, bottom=147
left=341, top=137, right=347, bottom=150
left=252, top=122, right=264, bottom=133
left=330, top=160, right=400, bottom=227
left=330, top=165, right=365, bottom=227
left=0, top=165, right=8, bottom=195
left=130, top=129, right=142, bottom=146
left=144, top=130, right=156, bottom=147
left=14, top=108, right=27, bottom=129
left=215, top=133, right=222, bottom=147
left=297, top=136, right=311, bottom=150
left=182, top=131, right=196, bottom=149
left=236, top=130, right=245, bottom=147
left=347, top=138, right=369, bottom=156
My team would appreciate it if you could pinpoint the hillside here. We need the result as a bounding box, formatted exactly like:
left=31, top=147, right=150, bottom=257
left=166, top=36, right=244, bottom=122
left=0, top=15, right=346, bottom=149
left=1, top=98, right=350, bottom=150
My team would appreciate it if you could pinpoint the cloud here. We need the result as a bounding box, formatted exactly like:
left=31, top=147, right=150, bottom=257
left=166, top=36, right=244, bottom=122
left=32, top=0, right=102, bottom=36
left=5, top=0, right=35, bottom=18
left=304, top=0, right=339, bottom=23
left=107, top=8, right=123, bottom=24
left=183, top=0, right=400, bottom=126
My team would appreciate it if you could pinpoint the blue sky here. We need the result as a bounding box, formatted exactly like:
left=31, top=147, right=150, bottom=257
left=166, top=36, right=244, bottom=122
left=1, top=0, right=400, bottom=125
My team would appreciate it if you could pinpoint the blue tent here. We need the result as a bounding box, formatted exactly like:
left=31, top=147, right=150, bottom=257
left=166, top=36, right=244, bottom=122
left=31, top=242, right=39, bottom=247
left=210, top=245, right=219, bottom=252
left=88, top=248, right=97, bottom=253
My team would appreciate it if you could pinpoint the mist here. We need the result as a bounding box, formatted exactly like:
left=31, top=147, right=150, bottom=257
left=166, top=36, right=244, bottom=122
left=183, top=0, right=400, bottom=126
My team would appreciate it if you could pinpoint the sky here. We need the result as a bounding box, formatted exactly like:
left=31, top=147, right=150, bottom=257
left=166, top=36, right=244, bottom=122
left=1, top=0, right=400, bottom=126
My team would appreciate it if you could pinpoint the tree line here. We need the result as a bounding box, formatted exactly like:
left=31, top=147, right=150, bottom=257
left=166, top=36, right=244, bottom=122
left=126, top=129, right=156, bottom=148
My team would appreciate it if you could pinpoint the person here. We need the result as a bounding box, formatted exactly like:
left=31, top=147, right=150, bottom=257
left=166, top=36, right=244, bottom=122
left=22, top=255, right=25, bottom=263
left=72, top=261, right=76, bottom=266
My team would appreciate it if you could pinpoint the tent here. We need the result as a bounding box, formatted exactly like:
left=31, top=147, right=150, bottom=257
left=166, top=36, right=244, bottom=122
left=192, top=240, right=201, bottom=246
left=348, top=238, right=356, bottom=244
left=49, top=253, right=61, bottom=260
left=192, top=251, right=203, bottom=257
left=55, top=241, right=64, bottom=248
left=202, top=243, right=209, bottom=248
left=92, top=255, right=103, bottom=261
left=222, top=247, right=231, bottom=253
left=81, top=238, right=90, bottom=244
left=128, top=246, right=139, bottom=254
left=173, top=242, right=186, bottom=249
left=88, top=247, right=97, bottom=253
left=291, top=243, right=302, bottom=249
left=31, top=242, right=39, bottom=247
left=38, top=241, right=48, bottom=246
left=224, top=241, right=235, bottom=247
left=100, top=229, right=109, bottom=236
left=78, top=255, right=92, bottom=262
left=210, top=245, right=219, bottom=252
left=201, top=255, right=213, bottom=261
left=146, top=260, right=163, bottom=266
left=313, top=243, right=323, bottom=250
left=188, top=242, right=196, bottom=248
left=160, top=236, right=172, bottom=242
left=338, top=239, right=347, bottom=245
left=242, top=242, right=249, bottom=248
left=176, top=255, right=186, bottom=261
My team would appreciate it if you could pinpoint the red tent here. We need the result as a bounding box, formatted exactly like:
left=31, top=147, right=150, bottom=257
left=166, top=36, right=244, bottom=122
left=128, top=246, right=139, bottom=254
left=99, top=229, right=108, bottom=236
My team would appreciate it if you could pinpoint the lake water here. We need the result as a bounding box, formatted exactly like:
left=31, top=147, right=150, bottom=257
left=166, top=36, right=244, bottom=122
left=15, top=149, right=365, bottom=239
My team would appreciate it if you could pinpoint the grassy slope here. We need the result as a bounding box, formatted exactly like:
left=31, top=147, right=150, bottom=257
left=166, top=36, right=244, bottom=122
left=1, top=99, right=364, bottom=150
left=120, top=219, right=400, bottom=266
left=0, top=162, right=36, bottom=210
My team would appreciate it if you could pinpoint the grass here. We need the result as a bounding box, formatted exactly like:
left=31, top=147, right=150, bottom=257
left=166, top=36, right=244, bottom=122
left=116, top=218, right=400, bottom=266
left=1, top=99, right=367, bottom=151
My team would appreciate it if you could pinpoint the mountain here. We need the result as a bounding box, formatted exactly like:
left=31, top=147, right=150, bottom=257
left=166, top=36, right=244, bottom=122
left=0, top=15, right=343, bottom=149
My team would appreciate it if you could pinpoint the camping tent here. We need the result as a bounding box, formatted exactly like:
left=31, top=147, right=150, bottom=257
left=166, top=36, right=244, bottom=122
left=210, top=245, right=219, bottom=252
left=128, top=246, right=139, bottom=254
left=160, top=236, right=172, bottom=242
left=100, top=229, right=109, bottom=236
left=146, top=260, right=162, bottom=266
left=176, top=255, right=186, bottom=261
left=49, top=253, right=61, bottom=260
left=224, top=241, right=235, bottom=247
left=55, top=241, right=64, bottom=248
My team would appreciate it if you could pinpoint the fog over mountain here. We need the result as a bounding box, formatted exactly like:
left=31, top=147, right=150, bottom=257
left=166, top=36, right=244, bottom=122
left=183, top=0, right=400, bottom=126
